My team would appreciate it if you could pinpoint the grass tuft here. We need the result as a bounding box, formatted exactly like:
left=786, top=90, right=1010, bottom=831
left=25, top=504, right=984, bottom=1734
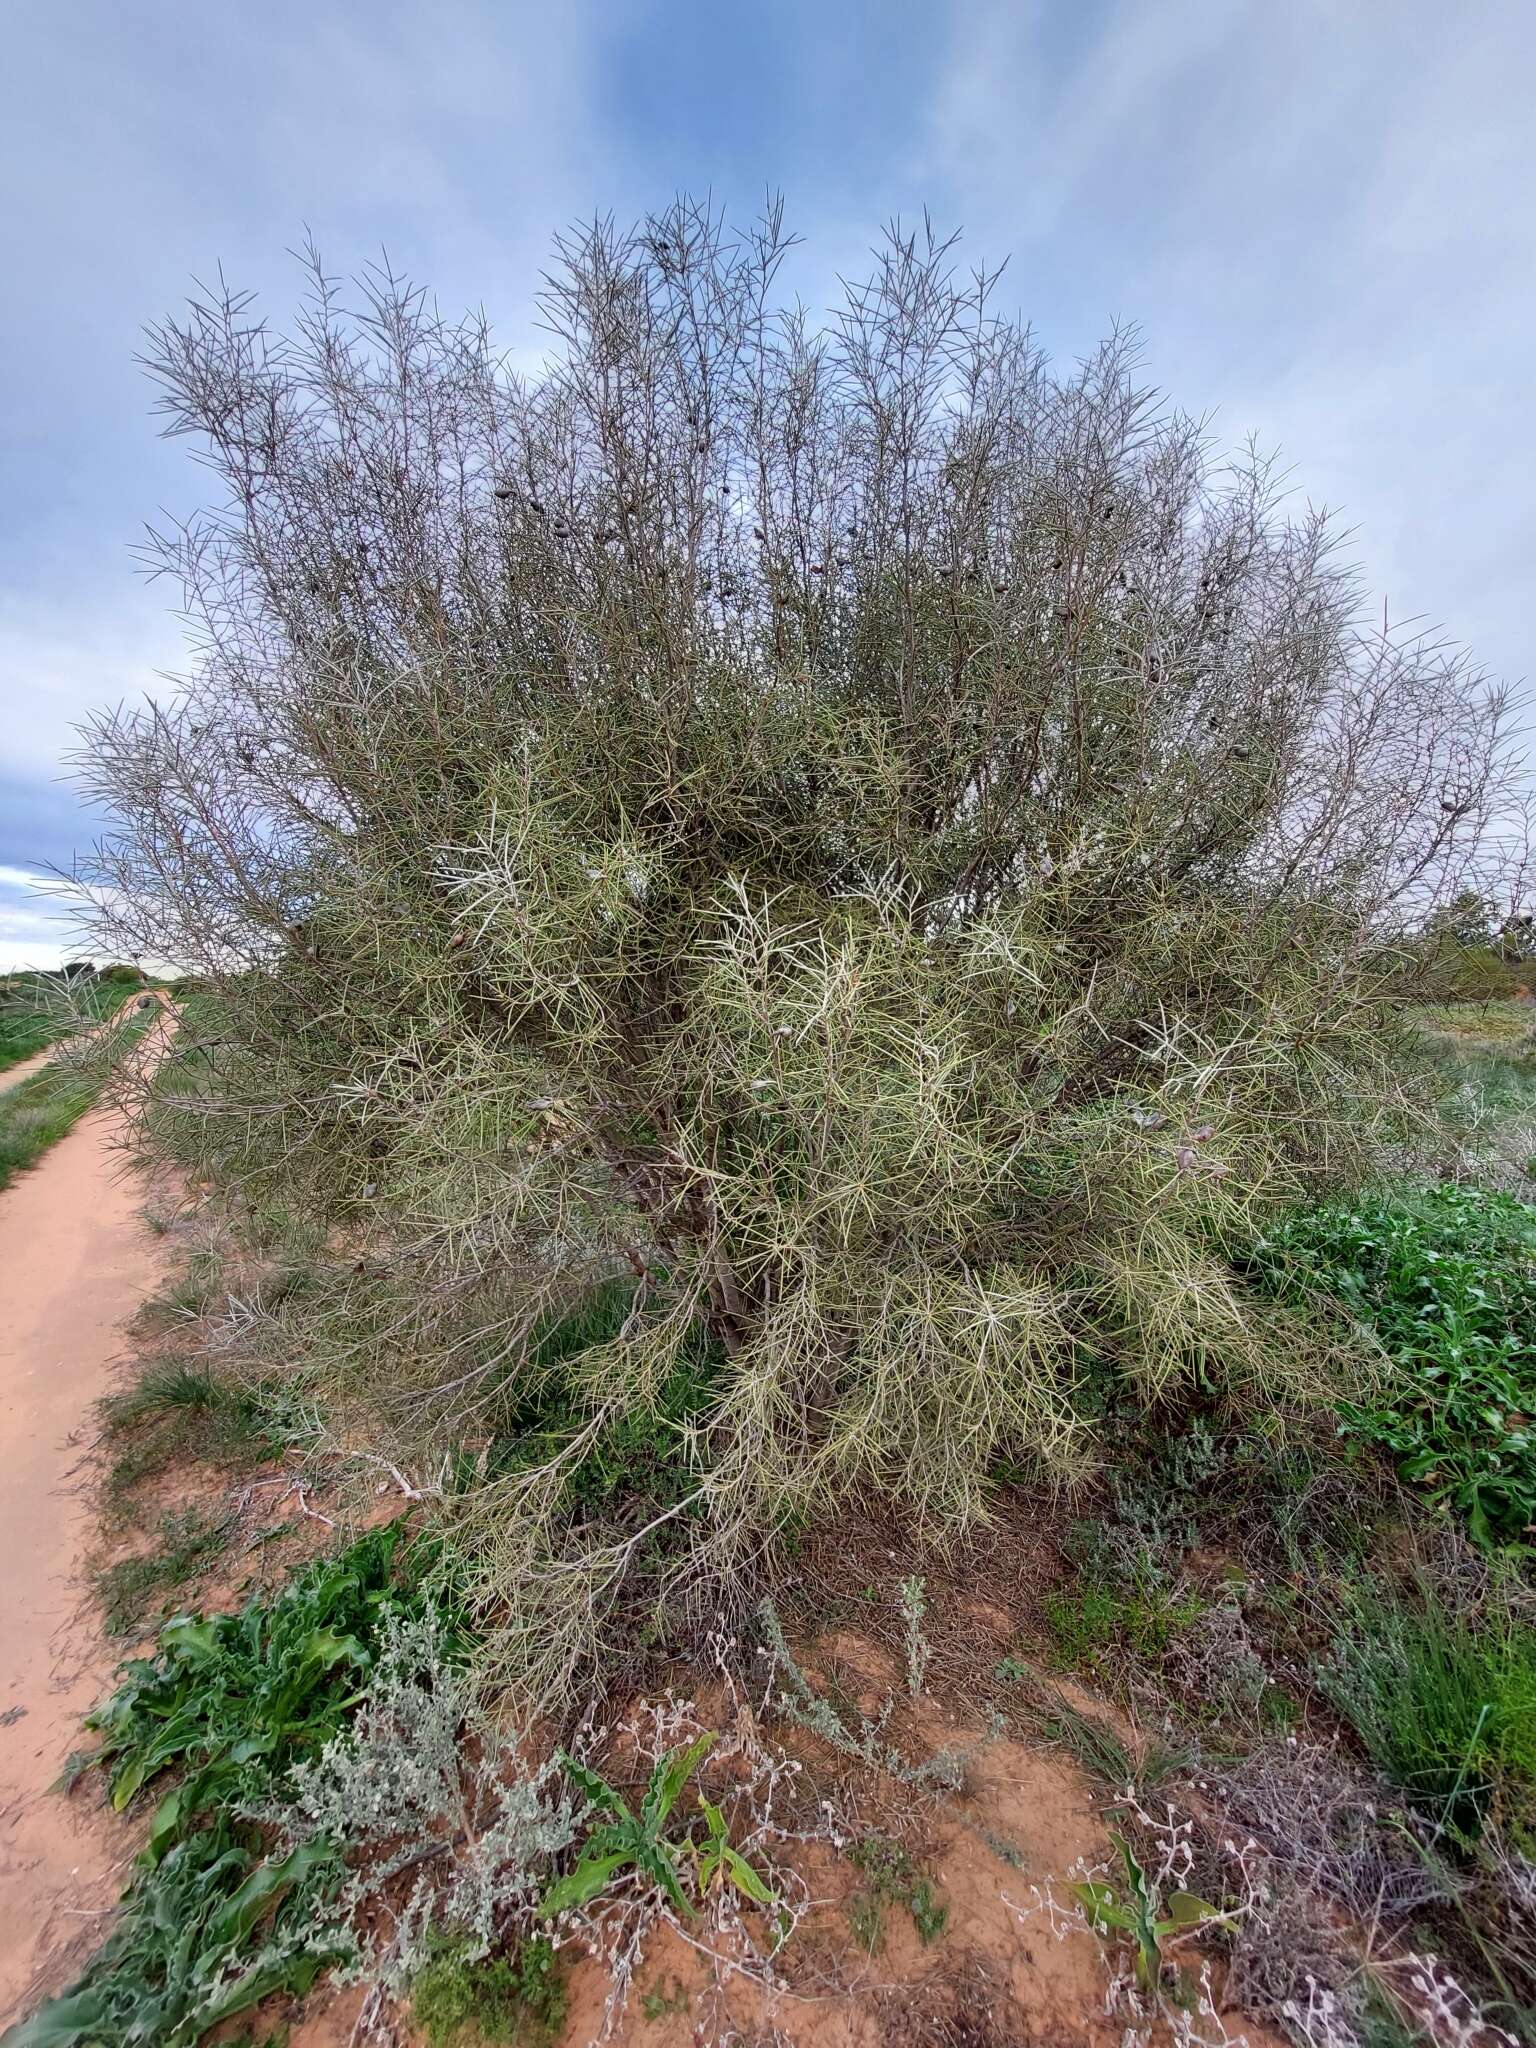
left=93, top=1506, right=236, bottom=1636
left=1319, top=1580, right=1536, bottom=1843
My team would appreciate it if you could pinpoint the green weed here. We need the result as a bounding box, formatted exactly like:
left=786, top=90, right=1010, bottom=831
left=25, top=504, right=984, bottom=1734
left=411, top=1934, right=566, bottom=2047
left=101, top=1359, right=308, bottom=1502
left=0, top=1067, right=103, bottom=1189
left=133, top=1250, right=230, bottom=1329
left=4, top=1818, right=339, bottom=2048
left=1253, top=1182, right=1536, bottom=1543
left=79, top=1523, right=438, bottom=1828
left=0, top=970, right=128, bottom=1074
left=640, top=1976, right=689, bottom=2021
left=1043, top=1571, right=1203, bottom=1671
left=845, top=1834, right=947, bottom=1953
left=1033, top=1687, right=1185, bottom=1791
left=0, top=1001, right=152, bottom=1188
left=540, top=1733, right=719, bottom=1919
left=471, top=1282, right=721, bottom=1518
left=19, top=1528, right=445, bottom=2047
left=1071, top=1833, right=1222, bottom=1993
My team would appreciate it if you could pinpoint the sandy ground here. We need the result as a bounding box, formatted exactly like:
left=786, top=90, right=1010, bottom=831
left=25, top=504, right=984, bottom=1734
left=0, top=1046, right=61, bottom=1095
left=1, top=995, right=172, bottom=1101
left=0, top=1096, right=164, bottom=2026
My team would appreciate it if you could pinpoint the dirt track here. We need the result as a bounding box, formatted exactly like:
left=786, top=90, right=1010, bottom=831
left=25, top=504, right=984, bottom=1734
left=0, top=1046, right=62, bottom=1094
left=0, top=1092, right=163, bottom=2024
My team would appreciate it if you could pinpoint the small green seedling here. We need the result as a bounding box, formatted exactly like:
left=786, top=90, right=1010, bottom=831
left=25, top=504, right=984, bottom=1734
left=1070, top=1834, right=1222, bottom=1991
left=694, top=1794, right=776, bottom=1908
left=845, top=1832, right=948, bottom=1954
left=641, top=1975, right=690, bottom=2021
left=541, top=1732, right=716, bottom=1919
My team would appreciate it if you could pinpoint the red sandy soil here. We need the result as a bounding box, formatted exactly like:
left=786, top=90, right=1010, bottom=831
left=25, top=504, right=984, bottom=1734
left=289, top=1637, right=1287, bottom=2048
left=0, top=1094, right=164, bottom=2025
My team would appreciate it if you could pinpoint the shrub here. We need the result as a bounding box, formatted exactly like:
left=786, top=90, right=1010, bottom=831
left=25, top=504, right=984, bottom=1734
left=1252, top=1183, right=1536, bottom=1543
left=74, top=201, right=1519, bottom=1696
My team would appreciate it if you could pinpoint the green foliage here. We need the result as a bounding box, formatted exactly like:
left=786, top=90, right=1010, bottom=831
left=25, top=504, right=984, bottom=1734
left=2, top=1820, right=338, bottom=2048
left=540, top=1732, right=717, bottom=1919
left=17, top=1530, right=444, bottom=2048
left=1253, top=1183, right=1536, bottom=1543
left=1318, top=1581, right=1536, bottom=1843
left=1043, top=1568, right=1203, bottom=1671
left=1031, top=1686, right=1184, bottom=1791
left=79, top=1525, right=434, bottom=1838
left=471, top=1281, right=721, bottom=1517
left=0, top=1006, right=60, bottom=1072
left=411, top=1935, right=566, bottom=2047
left=101, top=1359, right=311, bottom=1503
left=694, top=1794, right=777, bottom=1908
left=1412, top=1004, right=1536, bottom=1193
left=639, top=1977, right=690, bottom=2021
left=1417, top=1001, right=1536, bottom=1053
left=1354, top=1986, right=1433, bottom=2048
left=0, top=998, right=153, bottom=1188
left=845, top=1834, right=948, bottom=1953
left=1070, top=1834, right=1221, bottom=1993
left=0, top=1067, right=100, bottom=1187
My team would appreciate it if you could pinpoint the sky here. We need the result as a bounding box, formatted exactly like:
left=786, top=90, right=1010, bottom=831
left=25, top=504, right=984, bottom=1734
left=1, top=0, right=1532, bottom=967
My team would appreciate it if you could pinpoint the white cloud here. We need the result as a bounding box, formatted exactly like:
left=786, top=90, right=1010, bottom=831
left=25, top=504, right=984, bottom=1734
left=0, top=868, right=91, bottom=973
left=0, top=866, right=181, bottom=975
left=918, top=0, right=1536, bottom=714
left=0, top=591, right=186, bottom=784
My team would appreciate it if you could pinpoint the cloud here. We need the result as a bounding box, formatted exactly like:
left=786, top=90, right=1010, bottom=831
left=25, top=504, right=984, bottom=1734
left=916, top=0, right=1536, bottom=712
left=0, top=865, right=184, bottom=976
left=0, top=868, right=93, bottom=974
left=0, top=0, right=617, bottom=867
left=0, top=591, right=185, bottom=782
